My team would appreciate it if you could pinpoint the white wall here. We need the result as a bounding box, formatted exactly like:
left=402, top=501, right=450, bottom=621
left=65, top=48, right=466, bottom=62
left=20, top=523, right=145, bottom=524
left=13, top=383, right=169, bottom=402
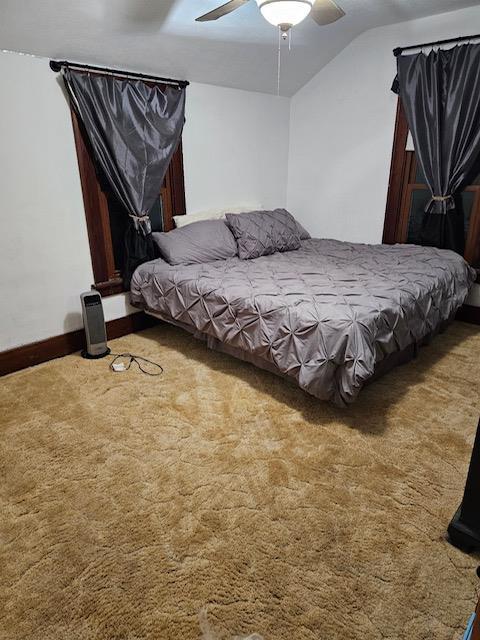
left=0, top=51, right=290, bottom=351
left=0, top=53, right=96, bottom=351
left=183, top=83, right=289, bottom=214
left=286, top=4, right=480, bottom=306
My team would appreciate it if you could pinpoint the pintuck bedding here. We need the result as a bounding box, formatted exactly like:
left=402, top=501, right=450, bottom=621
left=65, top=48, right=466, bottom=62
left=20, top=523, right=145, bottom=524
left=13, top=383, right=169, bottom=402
left=131, top=238, right=475, bottom=406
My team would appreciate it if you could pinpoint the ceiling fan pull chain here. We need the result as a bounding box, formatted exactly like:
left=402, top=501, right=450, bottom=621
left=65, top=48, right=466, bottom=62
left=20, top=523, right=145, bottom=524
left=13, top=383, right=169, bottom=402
left=277, top=25, right=281, bottom=95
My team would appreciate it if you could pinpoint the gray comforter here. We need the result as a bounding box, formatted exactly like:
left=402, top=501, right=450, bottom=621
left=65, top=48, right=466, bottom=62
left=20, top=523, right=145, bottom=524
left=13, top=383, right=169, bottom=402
left=131, top=239, right=475, bottom=406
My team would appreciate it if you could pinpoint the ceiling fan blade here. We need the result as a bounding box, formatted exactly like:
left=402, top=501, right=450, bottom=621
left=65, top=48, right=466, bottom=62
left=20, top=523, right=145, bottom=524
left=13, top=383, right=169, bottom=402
left=196, top=0, right=250, bottom=22
left=310, top=0, right=345, bottom=26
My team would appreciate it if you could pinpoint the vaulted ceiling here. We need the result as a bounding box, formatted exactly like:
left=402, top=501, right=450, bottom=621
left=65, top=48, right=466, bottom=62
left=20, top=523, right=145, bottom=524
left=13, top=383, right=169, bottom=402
left=0, top=0, right=478, bottom=95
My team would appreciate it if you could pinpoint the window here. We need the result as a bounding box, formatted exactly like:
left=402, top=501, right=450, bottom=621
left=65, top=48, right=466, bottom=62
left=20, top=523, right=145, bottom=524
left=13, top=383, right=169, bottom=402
left=71, top=107, right=186, bottom=297
left=383, top=100, right=480, bottom=268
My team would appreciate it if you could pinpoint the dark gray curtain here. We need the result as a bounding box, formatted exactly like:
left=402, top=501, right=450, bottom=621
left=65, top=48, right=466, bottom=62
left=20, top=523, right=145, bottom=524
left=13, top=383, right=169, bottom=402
left=393, top=44, right=480, bottom=254
left=64, top=69, right=186, bottom=284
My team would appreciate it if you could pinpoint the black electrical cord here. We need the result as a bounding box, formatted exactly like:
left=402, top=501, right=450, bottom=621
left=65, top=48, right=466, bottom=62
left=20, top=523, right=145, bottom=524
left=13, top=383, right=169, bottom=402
left=109, top=353, right=164, bottom=376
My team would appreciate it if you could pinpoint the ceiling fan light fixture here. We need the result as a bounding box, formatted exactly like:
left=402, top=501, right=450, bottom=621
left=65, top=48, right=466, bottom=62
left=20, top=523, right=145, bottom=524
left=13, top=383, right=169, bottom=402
left=255, top=0, right=314, bottom=28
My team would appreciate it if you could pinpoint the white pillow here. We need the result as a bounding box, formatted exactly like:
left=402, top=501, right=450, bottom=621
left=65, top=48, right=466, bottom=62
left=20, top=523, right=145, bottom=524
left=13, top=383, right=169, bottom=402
left=174, top=209, right=224, bottom=228
left=174, top=205, right=262, bottom=228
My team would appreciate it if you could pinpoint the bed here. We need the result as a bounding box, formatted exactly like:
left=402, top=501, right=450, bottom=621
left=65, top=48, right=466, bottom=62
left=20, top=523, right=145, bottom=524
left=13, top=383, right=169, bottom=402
left=131, top=230, right=475, bottom=407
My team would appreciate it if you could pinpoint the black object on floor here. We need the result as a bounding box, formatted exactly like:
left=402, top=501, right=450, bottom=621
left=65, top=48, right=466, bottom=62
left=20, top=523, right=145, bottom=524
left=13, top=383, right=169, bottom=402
left=448, top=418, right=480, bottom=552
left=81, top=347, right=111, bottom=359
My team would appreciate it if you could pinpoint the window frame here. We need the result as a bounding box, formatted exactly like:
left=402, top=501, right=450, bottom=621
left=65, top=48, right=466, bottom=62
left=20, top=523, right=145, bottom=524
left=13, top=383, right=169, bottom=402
left=383, top=98, right=480, bottom=270
left=70, top=106, right=186, bottom=297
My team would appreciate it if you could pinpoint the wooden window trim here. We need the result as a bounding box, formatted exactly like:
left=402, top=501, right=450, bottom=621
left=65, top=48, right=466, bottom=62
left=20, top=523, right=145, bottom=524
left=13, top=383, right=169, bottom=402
left=71, top=109, right=186, bottom=297
left=383, top=98, right=480, bottom=279
left=383, top=99, right=409, bottom=245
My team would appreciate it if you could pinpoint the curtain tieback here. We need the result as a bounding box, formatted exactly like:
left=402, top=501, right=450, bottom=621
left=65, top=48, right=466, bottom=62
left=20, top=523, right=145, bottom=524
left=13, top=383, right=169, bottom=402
left=431, top=195, right=453, bottom=202
left=426, top=194, right=455, bottom=214
left=129, top=213, right=152, bottom=236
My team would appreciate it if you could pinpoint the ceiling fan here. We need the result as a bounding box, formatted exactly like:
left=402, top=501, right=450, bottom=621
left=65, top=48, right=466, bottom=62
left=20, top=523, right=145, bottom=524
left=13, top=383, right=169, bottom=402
left=196, top=0, right=345, bottom=32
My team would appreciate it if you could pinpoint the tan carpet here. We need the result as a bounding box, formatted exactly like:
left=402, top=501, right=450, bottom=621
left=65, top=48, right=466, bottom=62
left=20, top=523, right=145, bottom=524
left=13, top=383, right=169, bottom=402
left=1, top=321, right=479, bottom=640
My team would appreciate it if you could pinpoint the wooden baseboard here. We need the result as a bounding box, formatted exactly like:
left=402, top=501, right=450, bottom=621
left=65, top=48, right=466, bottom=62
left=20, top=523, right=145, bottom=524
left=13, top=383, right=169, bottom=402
left=1, top=302, right=477, bottom=378
left=456, top=304, right=480, bottom=326
left=0, top=312, right=159, bottom=377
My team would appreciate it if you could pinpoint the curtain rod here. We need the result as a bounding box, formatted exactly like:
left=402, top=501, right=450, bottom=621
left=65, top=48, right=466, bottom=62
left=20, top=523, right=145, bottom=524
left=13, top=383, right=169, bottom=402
left=49, top=60, right=189, bottom=88
left=393, top=32, right=480, bottom=57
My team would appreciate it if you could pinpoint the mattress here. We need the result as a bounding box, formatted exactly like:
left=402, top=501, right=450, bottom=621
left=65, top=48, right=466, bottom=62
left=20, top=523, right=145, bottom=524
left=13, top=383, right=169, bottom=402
left=131, top=238, right=475, bottom=406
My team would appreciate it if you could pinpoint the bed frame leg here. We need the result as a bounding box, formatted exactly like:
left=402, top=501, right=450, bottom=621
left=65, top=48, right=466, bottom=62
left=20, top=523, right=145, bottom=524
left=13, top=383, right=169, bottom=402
left=448, top=419, right=480, bottom=553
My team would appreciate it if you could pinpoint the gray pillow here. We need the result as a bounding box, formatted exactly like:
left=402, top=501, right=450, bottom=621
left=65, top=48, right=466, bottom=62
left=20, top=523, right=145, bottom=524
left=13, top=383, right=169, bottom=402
left=152, top=219, right=237, bottom=265
left=225, top=209, right=301, bottom=260
left=296, top=222, right=311, bottom=240
left=272, top=208, right=310, bottom=240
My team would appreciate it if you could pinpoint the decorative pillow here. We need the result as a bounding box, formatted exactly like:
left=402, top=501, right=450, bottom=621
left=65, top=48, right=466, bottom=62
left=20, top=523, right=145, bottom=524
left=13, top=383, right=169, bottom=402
left=225, top=209, right=301, bottom=260
left=295, top=221, right=311, bottom=240
left=273, top=208, right=311, bottom=240
left=173, top=204, right=262, bottom=228
left=152, top=219, right=237, bottom=265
